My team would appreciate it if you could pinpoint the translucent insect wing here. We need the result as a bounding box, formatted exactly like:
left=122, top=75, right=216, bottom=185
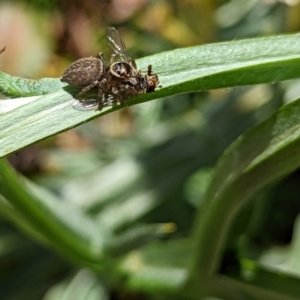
left=107, top=27, right=131, bottom=63
left=72, top=99, right=99, bottom=111
left=72, top=95, right=119, bottom=111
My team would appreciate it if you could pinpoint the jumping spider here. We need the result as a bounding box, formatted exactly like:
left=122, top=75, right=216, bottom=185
left=61, top=27, right=160, bottom=111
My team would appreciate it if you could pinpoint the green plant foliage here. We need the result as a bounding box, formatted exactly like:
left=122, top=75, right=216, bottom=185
left=2, top=33, right=300, bottom=300
left=185, top=96, right=300, bottom=299
left=1, top=34, right=300, bottom=157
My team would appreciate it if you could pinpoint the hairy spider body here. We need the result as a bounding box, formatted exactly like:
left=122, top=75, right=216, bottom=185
left=61, top=53, right=109, bottom=109
left=61, top=28, right=160, bottom=111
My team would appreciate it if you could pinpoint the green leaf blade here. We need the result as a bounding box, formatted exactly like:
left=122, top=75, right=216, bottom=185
left=0, top=72, right=66, bottom=97
left=1, top=34, right=300, bottom=156
left=186, top=97, right=300, bottom=298
left=0, top=159, right=109, bottom=268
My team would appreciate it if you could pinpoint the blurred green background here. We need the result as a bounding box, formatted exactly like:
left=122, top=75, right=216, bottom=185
left=2, top=0, right=300, bottom=299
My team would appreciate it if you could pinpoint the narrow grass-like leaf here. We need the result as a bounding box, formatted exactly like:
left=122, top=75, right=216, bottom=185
left=184, top=96, right=300, bottom=299
left=44, top=270, right=108, bottom=300
left=1, top=34, right=300, bottom=157
left=108, top=223, right=176, bottom=257
left=0, top=159, right=110, bottom=269
left=120, top=239, right=190, bottom=293
left=0, top=73, right=66, bottom=97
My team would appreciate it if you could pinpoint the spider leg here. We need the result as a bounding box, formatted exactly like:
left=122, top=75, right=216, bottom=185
left=96, top=78, right=109, bottom=110
left=78, top=81, right=99, bottom=96
left=111, top=87, right=124, bottom=105
left=96, top=87, right=104, bottom=110
left=96, top=52, right=108, bottom=69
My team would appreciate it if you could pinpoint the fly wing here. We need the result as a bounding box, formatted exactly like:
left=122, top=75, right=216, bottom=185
left=73, top=95, right=120, bottom=111
left=72, top=99, right=99, bottom=111
left=107, top=27, right=131, bottom=63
